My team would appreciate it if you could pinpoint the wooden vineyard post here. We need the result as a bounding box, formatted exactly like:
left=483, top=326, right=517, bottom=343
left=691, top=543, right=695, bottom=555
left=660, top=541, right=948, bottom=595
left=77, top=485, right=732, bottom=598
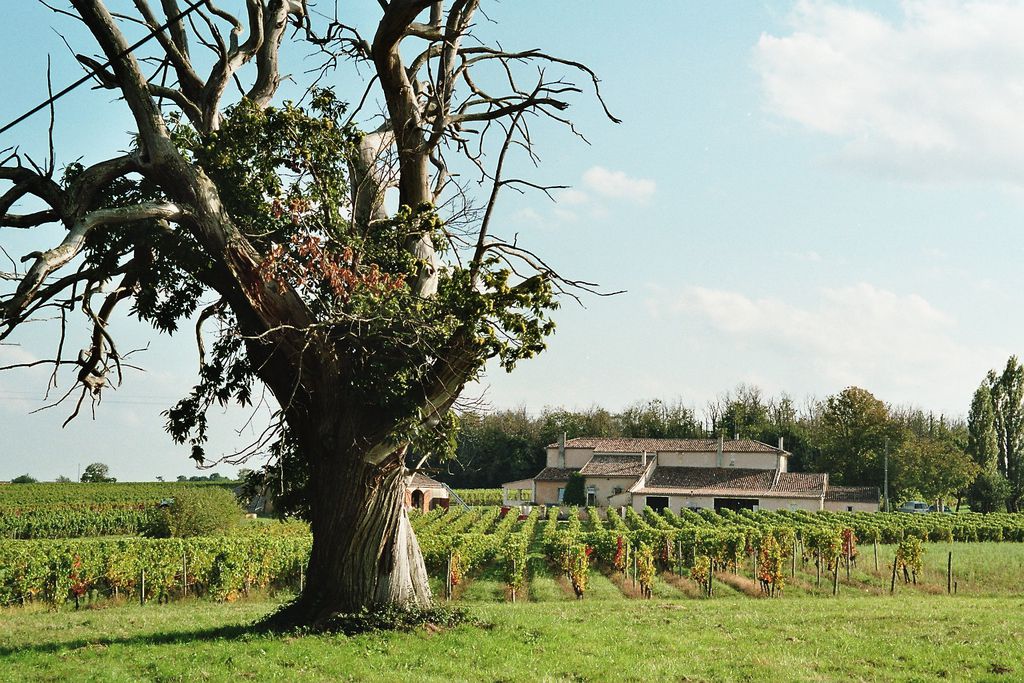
left=816, top=552, right=821, bottom=588
left=299, top=562, right=305, bottom=593
left=832, top=559, right=840, bottom=596
left=633, top=551, right=638, bottom=589
left=182, top=552, right=188, bottom=599
left=890, top=555, right=898, bottom=594
left=874, top=538, right=879, bottom=572
left=752, top=545, right=758, bottom=583
left=947, top=551, right=952, bottom=594
left=846, top=542, right=851, bottom=582
left=511, top=556, right=517, bottom=604
left=791, top=538, right=797, bottom=579
left=677, top=540, right=683, bottom=576
left=445, top=554, right=453, bottom=602
left=140, top=568, right=146, bottom=606
left=707, top=561, right=713, bottom=598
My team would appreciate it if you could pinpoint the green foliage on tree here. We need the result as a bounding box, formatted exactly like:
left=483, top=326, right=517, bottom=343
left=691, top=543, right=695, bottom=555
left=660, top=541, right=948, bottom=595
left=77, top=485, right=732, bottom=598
left=185, top=472, right=229, bottom=482
left=10, top=474, right=37, bottom=484
left=538, top=407, right=620, bottom=446
left=967, top=382, right=999, bottom=469
left=145, top=487, right=242, bottom=538
left=450, top=409, right=543, bottom=489
left=80, top=463, right=115, bottom=484
left=812, top=387, right=901, bottom=486
left=709, top=384, right=772, bottom=439
left=707, top=387, right=813, bottom=470
left=991, top=358, right=1024, bottom=510
left=620, top=399, right=703, bottom=439
left=562, top=472, right=586, bottom=507
left=893, top=435, right=978, bottom=505
left=970, top=469, right=1011, bottom=513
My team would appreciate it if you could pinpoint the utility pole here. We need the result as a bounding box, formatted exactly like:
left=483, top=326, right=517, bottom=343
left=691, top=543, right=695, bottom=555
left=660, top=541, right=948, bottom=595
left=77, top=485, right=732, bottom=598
left=883, top=438, right=890, bottom=513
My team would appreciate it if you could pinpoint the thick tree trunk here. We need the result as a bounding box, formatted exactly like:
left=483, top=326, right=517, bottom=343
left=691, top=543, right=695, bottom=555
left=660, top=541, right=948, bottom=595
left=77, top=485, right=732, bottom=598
left=265, top=445, right=432, bottom=629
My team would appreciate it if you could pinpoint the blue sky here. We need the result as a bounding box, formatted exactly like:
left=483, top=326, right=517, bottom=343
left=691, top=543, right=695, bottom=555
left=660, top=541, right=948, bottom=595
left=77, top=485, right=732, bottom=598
left=2, top=1, right=1023, bottom=480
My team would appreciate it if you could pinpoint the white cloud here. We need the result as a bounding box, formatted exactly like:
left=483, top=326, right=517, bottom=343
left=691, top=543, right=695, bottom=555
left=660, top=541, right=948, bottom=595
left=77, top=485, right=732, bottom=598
left=656, top=282, right=996, bottom=407
left=755, top=0, right=1024, bottom=185
left=542, top=166, right=655, bottom=225
left=581, top=166, right=656, bottom=203
left=557, top=189, right=590, bottom=206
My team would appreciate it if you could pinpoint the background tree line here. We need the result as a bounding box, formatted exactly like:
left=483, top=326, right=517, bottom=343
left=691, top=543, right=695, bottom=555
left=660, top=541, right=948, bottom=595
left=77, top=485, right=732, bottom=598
left=442, top=366, right=1024, bottom=512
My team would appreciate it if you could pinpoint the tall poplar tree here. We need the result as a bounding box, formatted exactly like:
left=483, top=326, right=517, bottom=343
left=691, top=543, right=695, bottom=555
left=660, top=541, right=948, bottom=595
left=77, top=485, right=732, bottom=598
left=991, top=358, right=1024, bottom=511
left=967, top=382, right=999, bottom=470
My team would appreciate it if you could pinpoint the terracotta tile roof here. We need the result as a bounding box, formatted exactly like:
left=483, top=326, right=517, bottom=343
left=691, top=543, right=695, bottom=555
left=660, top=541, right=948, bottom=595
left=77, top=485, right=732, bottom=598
left=826, top=486, right=880, bottom=503
left=775, top=472, right=827, bottom=493
left=533, top=467, right=580, bottom=482
left=579, top=454, right=648, bottom=477
left=409, top=473, right=447, bottom=490
left=548, top=437, right=787, bottom=454
left=636, top=467, right=825, bottom=498
left=646, top=467, right=775, bottom=491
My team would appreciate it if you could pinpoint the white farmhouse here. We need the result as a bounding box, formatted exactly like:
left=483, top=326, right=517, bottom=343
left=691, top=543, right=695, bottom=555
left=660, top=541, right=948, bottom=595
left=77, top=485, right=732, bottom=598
left=531, top=436, right=878, bottom=513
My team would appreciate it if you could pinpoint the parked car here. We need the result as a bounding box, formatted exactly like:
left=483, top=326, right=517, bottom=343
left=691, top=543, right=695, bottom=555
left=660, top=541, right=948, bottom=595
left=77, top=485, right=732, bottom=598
left=898, top=501, right=930, bottom=514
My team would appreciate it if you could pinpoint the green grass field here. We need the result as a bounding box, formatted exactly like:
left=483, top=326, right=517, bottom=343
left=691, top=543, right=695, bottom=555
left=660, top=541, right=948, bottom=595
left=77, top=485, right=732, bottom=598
left=4, top=530, right=1024, bottom=681
left=2, top=594, right=1022, bottom=682
left=3, top=540, right=1024, bottom=682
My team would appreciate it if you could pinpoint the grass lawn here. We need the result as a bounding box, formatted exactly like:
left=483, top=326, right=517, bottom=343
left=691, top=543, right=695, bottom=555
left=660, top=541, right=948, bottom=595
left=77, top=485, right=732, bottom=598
left=3, top=594, right=1023, bottom=682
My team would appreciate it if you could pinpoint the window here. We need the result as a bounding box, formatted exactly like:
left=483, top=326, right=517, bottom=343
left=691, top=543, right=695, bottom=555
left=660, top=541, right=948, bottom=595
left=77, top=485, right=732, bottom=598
left=847, top=505, right=854, bottom=512
left=587, top=486, right=597, bottom=507
left=557, top=487, right=565, bottom=503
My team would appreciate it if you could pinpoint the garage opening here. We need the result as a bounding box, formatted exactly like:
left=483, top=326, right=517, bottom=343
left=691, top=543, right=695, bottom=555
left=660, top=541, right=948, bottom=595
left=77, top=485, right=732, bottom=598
left=645, top=495, right=669, bottom=512
left=714, top=497, right=757, bottom=512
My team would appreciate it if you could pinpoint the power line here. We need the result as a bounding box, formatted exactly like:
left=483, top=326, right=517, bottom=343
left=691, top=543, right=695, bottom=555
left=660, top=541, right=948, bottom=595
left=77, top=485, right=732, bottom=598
left=0, top=0, right=208, bottom=137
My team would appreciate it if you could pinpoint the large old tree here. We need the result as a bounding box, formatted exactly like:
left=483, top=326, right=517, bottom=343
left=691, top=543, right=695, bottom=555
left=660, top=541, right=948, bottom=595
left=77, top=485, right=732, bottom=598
left=0, top=0, right=614, bottom=626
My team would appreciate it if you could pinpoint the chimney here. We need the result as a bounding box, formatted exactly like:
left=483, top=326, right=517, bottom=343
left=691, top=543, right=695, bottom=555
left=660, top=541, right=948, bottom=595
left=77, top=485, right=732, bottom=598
left=778, top=436, right=784, bottom=451
left=558, top=431, right=566, bottom=468
left=642, top=451, right=647, bottom=467
left=716, top=434, right=724, bottom=468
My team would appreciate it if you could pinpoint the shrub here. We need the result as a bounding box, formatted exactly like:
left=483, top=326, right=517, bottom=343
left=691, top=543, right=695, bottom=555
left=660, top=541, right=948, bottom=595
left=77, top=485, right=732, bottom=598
left=562, top=472, right=586, bottom=507
left=145, top=487, right=242, bottom=538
